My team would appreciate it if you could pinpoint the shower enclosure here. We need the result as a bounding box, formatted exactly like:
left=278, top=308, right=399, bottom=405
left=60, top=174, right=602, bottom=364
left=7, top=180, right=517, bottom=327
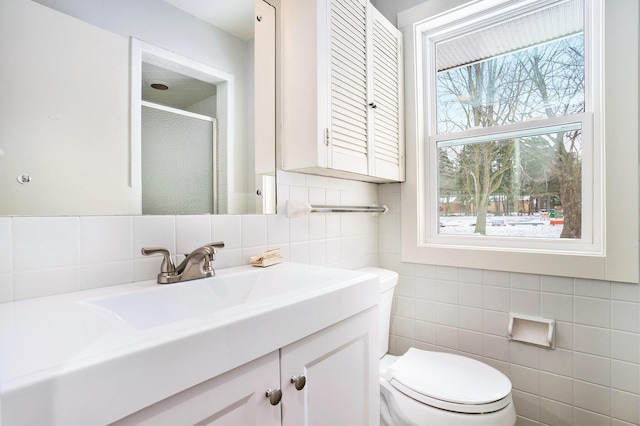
left=141, top=105, right=217, bottom=215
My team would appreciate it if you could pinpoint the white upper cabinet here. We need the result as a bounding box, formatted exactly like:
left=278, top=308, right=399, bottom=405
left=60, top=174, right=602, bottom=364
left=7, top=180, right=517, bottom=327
left=282, top=0, right=404, bottom=182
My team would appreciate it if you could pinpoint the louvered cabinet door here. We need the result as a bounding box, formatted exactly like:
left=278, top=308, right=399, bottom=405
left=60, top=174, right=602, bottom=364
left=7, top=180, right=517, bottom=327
left=281, top=0, right=404, bottom=182
left=370, top=7, right=404, bottom=181
left=327, top=0, right=369, bottom=175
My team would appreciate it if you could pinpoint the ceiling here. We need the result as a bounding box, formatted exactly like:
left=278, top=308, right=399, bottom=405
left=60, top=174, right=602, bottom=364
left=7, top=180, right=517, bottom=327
left=142, top=62, right=217, bottom=110
left=163, top=0, right=255, bottom=40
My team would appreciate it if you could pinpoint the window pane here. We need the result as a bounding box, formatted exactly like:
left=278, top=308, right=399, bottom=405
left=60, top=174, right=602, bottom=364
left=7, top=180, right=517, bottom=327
left=436, top=33, right=584, bottom=134
left=437, top=127, right=582, bottom=239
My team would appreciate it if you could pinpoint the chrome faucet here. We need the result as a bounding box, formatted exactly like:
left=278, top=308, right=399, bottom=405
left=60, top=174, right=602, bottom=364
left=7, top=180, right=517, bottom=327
left=141, top=242, right=225, bottom=284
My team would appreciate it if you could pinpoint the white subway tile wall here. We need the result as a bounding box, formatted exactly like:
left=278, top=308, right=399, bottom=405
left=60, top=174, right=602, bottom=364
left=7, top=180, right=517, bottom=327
left=0, top=171, right=379, bottom=303
left=379, top=182, right=640, bottom=426
left=1, top=175, right=639, bottom=425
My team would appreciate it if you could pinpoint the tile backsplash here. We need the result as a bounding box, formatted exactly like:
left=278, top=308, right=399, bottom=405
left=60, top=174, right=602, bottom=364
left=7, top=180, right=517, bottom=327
left=0, top=171, right=379, bottom=302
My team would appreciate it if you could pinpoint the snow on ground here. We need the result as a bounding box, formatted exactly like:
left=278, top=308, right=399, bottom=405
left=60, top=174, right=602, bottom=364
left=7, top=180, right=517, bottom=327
left=439, top=215, right=564, bottom=238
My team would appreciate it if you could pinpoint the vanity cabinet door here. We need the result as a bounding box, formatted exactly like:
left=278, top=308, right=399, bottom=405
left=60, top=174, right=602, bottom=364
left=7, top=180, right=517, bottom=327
left=111, top=351, right=281, bottom=426
left=279, top=307, right=379, bottom=426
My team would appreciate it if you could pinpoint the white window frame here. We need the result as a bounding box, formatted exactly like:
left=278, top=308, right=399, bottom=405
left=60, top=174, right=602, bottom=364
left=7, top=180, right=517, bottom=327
left=400, top=0, right=639, bottom=283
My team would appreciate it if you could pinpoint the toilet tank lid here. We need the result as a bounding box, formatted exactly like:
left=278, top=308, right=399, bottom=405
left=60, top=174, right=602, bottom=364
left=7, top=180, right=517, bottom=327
left=358, top=267, right=398, bottom=292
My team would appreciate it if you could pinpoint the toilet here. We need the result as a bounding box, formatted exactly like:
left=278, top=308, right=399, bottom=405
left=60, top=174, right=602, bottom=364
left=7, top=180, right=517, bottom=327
left=360, top=267, right=516, bottom=426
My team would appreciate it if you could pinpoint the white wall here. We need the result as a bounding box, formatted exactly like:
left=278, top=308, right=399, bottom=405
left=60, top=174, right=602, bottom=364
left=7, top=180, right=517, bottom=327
left=0, top=171, right=379, bottom=301
left=32, top=0, right=247, bottom=77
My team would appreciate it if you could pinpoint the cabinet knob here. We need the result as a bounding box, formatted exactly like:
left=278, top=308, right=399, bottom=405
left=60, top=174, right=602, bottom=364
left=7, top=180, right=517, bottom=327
left=265, top=388, right=282, bottom=405
left=368, top=102, right=377, bottom=109
left=290, top=375, right=306, bottom=391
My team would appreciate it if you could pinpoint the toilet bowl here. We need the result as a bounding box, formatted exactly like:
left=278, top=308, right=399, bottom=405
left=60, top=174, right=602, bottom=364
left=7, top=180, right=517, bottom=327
left=359, top=267, right=516, bottom=426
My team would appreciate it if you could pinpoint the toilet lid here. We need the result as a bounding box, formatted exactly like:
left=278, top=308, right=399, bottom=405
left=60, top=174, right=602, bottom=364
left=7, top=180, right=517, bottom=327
left=385, top=348, right=512, bottom=414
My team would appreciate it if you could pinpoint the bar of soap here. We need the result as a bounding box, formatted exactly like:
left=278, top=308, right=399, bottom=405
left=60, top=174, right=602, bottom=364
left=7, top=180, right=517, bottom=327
left=249, top=248, right=283, bottom=267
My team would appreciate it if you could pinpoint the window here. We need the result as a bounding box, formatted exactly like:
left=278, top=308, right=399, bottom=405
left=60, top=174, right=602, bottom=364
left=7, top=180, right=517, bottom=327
left=400, top=0, right=639, bottom=282
left=426, top=0, right=598, bottom=253
left=433, top=1, right=588, bottom=245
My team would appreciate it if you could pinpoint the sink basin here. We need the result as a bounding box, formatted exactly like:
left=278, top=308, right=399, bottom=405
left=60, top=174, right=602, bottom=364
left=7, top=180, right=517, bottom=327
left=80, top=264, right=334, bottom=330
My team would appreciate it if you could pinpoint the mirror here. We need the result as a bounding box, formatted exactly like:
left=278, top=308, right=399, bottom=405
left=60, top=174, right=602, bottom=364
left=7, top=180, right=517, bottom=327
left=0, top=0, right=276, bottom=216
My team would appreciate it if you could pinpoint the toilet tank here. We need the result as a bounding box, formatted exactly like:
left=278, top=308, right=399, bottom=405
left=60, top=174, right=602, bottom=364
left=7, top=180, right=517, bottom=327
left=359, top=267, right=398, bottom=358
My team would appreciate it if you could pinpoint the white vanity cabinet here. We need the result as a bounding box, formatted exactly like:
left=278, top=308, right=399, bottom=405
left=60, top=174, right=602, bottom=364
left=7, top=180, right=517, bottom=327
left=111, top=307, right=378, bottom=426
left=280, top=306, right=379, bottom=425
left=282, top=0, right=404, bottom=182
left=112, top=351, right=282, bottom=425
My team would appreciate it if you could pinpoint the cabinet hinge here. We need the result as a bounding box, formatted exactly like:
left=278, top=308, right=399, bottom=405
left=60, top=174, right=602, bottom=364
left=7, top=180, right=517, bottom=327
left=324, top=128, right=330, bottom=146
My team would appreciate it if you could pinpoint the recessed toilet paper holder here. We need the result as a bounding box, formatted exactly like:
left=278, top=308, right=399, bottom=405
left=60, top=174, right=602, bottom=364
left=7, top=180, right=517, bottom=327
left=508, top=313, right=555, bottom=349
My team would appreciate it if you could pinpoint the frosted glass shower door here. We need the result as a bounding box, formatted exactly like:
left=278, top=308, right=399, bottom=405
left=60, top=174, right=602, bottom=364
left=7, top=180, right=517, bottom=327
left=141, top=106, right=216, bottom=215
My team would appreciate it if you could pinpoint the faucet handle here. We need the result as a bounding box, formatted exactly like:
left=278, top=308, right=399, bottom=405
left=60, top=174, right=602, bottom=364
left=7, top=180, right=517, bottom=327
left=182, top=242, right=224, bottom=259
left=141, top=247, right=176, bottom=273
left=204, top=242, right=225, bottom=257
left=206, top=241, right=225, bottom=251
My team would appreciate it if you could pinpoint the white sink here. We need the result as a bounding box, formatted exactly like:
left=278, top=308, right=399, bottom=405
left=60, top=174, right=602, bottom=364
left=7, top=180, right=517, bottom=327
left=80, top=265, right=334, bottom=330
left=0, top=262, right=378, bottom=426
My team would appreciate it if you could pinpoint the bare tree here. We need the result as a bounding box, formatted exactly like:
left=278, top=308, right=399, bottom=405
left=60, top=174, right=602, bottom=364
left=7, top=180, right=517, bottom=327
left=436, top=35, right=584, bottom=237
left=438, top=58, right=523, bottom=234
left=525, top=40, right=584, bottom=238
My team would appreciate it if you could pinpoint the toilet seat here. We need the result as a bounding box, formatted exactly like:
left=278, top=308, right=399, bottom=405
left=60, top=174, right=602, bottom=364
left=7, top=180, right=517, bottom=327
left=385, top=348, right=512, bottom=414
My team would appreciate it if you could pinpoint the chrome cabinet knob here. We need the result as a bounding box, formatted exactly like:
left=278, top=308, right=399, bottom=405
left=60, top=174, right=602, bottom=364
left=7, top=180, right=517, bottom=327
left=290, top=375, right=306, bottom=391
left=265, top=388, right=282, bottom=405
